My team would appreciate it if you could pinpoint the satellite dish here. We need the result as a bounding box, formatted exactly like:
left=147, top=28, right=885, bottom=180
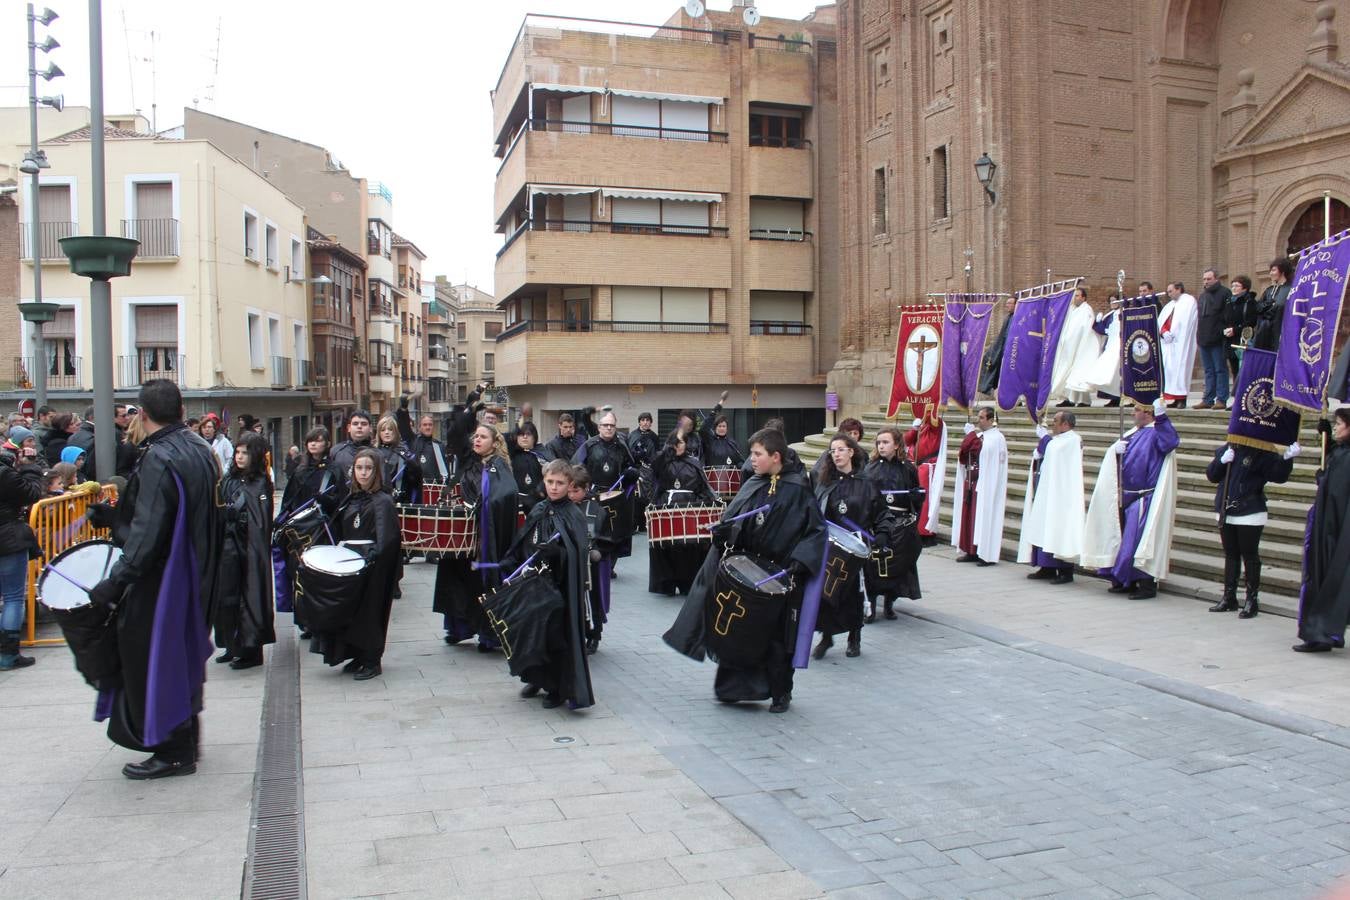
left=685, top=0, right=705, bottom=17
left=742, top=5, right=761, bottom=26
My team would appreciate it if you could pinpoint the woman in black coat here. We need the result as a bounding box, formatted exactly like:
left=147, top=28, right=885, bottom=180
left=375, top=415, right=422, bottom=504
left=647, top=429, right=718, bottom=596
left=310, top=448, right=400, bottom=680
left=279, top=427, right=346, bottom=516
left=862, top=426, right=924, bottom=619
left=214, top=434, right=275, bottom=670
left=1205, top=440, right=1297, bottom=619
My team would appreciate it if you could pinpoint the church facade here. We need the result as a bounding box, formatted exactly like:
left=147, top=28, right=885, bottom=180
left=832, top=0, right=1350, bottom=415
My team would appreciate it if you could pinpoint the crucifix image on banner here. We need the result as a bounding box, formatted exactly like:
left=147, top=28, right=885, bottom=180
left=886, top=306, right=945, bottom=420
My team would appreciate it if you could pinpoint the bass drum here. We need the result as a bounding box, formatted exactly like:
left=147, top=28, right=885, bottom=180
left=38, top=539, right=124, bottom=687
left=479, top=570, right=565, bottom=679
left=295, top=545, right=369, bottom=633
left=704, top=553, right=793, bottom=669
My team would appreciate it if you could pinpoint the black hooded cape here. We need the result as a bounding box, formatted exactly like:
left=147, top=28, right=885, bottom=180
left=214, top=472, right=276, bottom=654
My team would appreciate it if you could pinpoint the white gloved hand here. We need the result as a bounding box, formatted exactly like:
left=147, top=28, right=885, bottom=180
left=1032, top=450, right=1042, bottom=461
left=1152, top=398, right=1167, bottom=417
left=912, top=418, right=923, bottom=430
left=1110, top=439, right=1127, bottom=456
left=1284, top=442, right=1302, bottom=460
left=1035, top=424, right=1050, bottom=439
left=1162, top=331, right=1176, bottom=344
left=1220, top=447, right=1236, bottom=464
left=963, top=423, right=976, bottom=435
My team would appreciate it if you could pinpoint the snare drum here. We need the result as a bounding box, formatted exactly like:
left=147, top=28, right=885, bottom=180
left=39, top=540, right=124, bottom=687
left=295, top=545, right=369, bottom=632
left=705, top=553, right=793, bottom=668
left=645, top=505, right=722, bottom=546
left=397, top=504, right=477, bottom=556
left=598, top=490, right=634, bottom=541
left=421, top=481, right=448, bottom=506
left=479, top=570, right=565, bottom=678
left=822, top=522, right=870, bottom=606
left=705, top=467, right=743, bottom=502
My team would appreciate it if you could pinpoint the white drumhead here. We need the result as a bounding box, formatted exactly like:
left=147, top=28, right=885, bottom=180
left=826, top=521, right=870, bottom=558
left=301, top=545, right=366, bottom=575
left=40, top=540, right=123, bottom=610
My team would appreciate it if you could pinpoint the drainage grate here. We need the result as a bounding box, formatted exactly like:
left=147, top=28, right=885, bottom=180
left=241, top=632, right=307, bottom=900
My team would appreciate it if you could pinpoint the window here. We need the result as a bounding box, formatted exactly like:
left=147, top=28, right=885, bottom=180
left=611, top=198, right=711, bottom=236
left=40, top=307, right=77, bottom=383
left=367, top=219, right=392, bottom=258
left=456, top=322, right=467, bottom=340
left=294, top=323, right=306, bottom=361
left=247, top=312, right=264, bottom=367
left=290, top=237, right=303, bottom=275
left=483, top=352, right=495, bottom=372
left=265, top=223, right=279, bottom=269
left=243, top=211, right=259, bottom=261
left=870, top=43, right=892, bottom=127
left=749, top=104, right=805, bottom=148
left=749, top=198, right=807, bottom=240
left=932, top=145, right=949, bottom=219
left=750, top=291, right=808, bottom=333
left=873, top=167, right=888, bottom=236
left=30, top=183, right=74, bottom=258
left=484, top=321, right=502, bottom=339
left=369, top=340, right=393, bottom=375
left=268, top=317, right=282, bottom=361
left=563, top=288, right=592, bottom=330
left=611, top=286, right=710, bottom=329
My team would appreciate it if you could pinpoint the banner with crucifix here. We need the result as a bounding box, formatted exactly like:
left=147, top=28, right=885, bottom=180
left=996, top=282, right=1078, bottom=422
left=941, top=295, right=998, bottom=412
left=886, top=306, right=944, bottom=420
left=1273, top=227, right=1350, bottom=413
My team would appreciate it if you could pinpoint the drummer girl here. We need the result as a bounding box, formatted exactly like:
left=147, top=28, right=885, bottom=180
left=862, top=427, right=924, bottom=622
left=310, top=448, right=400, bottom=680
left=648, top=428, right=719, bottom=596
left=811, top=434, right=895, bottom=661
left=509, top=422, right=547, bottom=511
left=374, top=415, right=422, bottom=504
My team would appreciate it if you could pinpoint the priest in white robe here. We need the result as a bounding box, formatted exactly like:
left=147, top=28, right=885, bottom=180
left=1049, top=286, right=1101, bottom=407
left=1158, top=282, right=1199, bottom=408
left=952, top=406, right=1009, bottom=566
left=1017, top=411, right=1085, bottom=584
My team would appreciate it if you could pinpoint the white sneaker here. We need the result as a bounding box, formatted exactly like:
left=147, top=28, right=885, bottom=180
left=1224, top=397, right=1234, bottom=409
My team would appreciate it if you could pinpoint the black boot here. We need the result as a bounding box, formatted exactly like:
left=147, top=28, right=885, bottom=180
left=1238, top=557, right=1260, bottom=619
left=1209, top=592, right=1239, bottom=612
left=845, top=630, right=861, bottom=658
left=884, top=598, right=896, bottom=620
left=812, top=634, right=832, bottom=660
left=0, top=631, right=34, bottom=670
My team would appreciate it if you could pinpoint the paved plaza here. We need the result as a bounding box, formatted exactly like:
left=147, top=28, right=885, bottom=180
left=3, top=540, right=1350, bottom=899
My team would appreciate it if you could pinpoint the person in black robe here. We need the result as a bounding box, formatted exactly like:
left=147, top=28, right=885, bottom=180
left=280, top=427, right=346, bottom=515
left=573, top=410, right=638, bottom=561
left=568, top=467, right=611, bottom=654
left=627, top=412, right=661, bottom=532
left=664, top=428, right=826, bottom=713
left=375, top=415, right=423, bottom=504
left=330, top=411, right=375, bottom=478
left=544, top=413, right=582, bottom=463
left=409, top=413, right=452, bottom=489
left=310, top=449, right=401, bottom=679
left=510, top=422, right=548, bottom=512
left=214, top=433, right=275, bottom=670
left=434, top=425, right=519, bottom=650
left=862, top=426, right=924, bottom=620
left=978, top=298, right=1016, bottom=396
left=701, top=413, right=744, bottom=469
left=1249, top=257, right=1294, bottom=353
left=0, top=441, right=44, bottom=670
left=648, top=429, right=719, bottom=595
left=276, top=427, right=345, bottom=637
left=445, top=383, right=486, bottom=475
left=86, top=380, right=224, bottom=779
left=812, top=434, right=895, bottom=660
left=500, top=459, right=594, bottom=709
left=1297, top=410, right=1350, bottom=652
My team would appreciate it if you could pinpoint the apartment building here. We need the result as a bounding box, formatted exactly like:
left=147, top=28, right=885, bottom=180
left=453, top=284, right=503, bottom=404
left=3, top=124, right=314, bottom=462
left=489, top=5, right=839, bottom=440
left=307, top=227, right=365, bottom=438
left=392, top=235, right=427, bottom=412
left=422, top=277, right=458, bottom=416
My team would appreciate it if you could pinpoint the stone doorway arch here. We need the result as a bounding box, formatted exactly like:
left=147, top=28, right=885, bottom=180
left=1284, top=197, right=1350, bottom=255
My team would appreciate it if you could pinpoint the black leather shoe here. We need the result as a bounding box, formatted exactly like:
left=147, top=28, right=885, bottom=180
left=214, top=651, right=235, bottom=664
left=1209, top=595, right=1239, bottom=612
left=956, top=553, right=979, bottom=563
left=122, top=756, right=196, bottom=780
left=884, top=601, right=897, bottom=620
left=230, top=651, right=264, bottom=670
left=1129, top=585, right=1157, bottom=600
left=342, top=659, right=361, bottom=674
left=769, top=696, right=791, bottom=714
left=353, top=663, right=382, bottom=681
left=476, top=643, right=497, bottom=654
left=812, top=635, right=832, bottom=660
left=1049, top=571, right=1074, bottom=585
left=845, top=640, right=861, bottom=658
left=1026, top=568, right=1054, bottom=580
left=1107, top=583, right=1134, bottom=594
left=1293, top=641, right=1333, bottom=653
left=520, top=683, right=541, bottom=698
left=584, top=638, right=599, bottom=655
left=975, top=559, right=994, bottom=567
left=541, top=693, right=563, bottom=709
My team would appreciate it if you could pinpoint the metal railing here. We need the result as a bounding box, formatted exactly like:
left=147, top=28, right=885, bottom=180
left=529, top=118, right=727, bottom=142
left=749, top=135, right=811, bottom=149
left=498, top=219, right=727, bottom=256
left=117, top=354, right=186, bottom=389
left=429, top=345, right=451, bottom=361
left=19, top=221, right=75, bottom=260
left=750, top=321, right=812, bottom=335
left=270, top=356, right=293, bottom=388
left=750, top=228, right=812, bottom=242
left=497, top=319, right=729, bottom=339
left=369, top=298, right=394, bottom=318
left=748, top=33, right=811, bottom=51
left=14, top=356, right=81, bottom=390
left=294, top=359, right=314, bottom=387
left=121, top=218, right=179, bottom=257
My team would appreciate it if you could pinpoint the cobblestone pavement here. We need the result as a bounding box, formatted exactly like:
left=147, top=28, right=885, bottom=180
left=5, top=536, right=1350, bottom=898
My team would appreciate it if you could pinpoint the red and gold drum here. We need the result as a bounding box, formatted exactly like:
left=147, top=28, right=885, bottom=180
left=397, top=504, right=476, bottom=557
left=705, top=467, right=742, bottom=502
left=645, top=506, right=722, bottom=546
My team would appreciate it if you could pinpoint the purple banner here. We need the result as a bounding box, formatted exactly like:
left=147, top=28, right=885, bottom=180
left=1228, top=347, right=1301, bottom=451
left=1274, top=230, right=1350, bottom=413
left=1120, top=295, right=1163, bottom=406
left=942, top=297, right=996, bottom=411
left=996, top=287, right=1075, bottom=422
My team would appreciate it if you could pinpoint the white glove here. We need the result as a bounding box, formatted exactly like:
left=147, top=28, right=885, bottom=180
left=1220, top=447, right=1236, bottom=464
left=963, top=423, right=976, bottom=435
left=1152, top=398, right=1167, bottom=417
left=1110, top=439, right=1127, bottom=456
left=1162, top=331, right=1176, bottom=344
left=912, top=418, right=923, bottom=430
left=1035, top=424, right=1049, bottom=439
left=1032, top=450, right=1042, bottom=461
left=1284, top=442, right=1302, bottom=461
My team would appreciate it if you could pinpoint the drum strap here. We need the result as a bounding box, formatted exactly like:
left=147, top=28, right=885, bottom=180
left=319, top=468, right=334, bottom=495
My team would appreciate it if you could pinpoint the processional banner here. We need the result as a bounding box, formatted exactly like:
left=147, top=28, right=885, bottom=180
left=1273, top=228, right=1350, bottom=413
left=996, top=284, right=1076, bottom=423
left=1228, top=347, right=1302, bottom=451
left=886, top=306, right=944, bottom=421
left=1119, top=295, right=1163, bottom=406
left=941, top=295, right=997, bottom=412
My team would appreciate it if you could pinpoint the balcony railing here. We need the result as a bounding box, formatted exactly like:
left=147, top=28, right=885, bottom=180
left=429, top=345, right=450, bottom=361
left=19, top=221, right=76, bottom=260
left=270, top=356, right=293, bottom=388
left=749, top=228, right=813, bottom=242
left=122, top=219, right=179, bottom=257
left=750, top=321, right=812, bottom=335
left=498, top=319, right=729, bottom=340
left=529, top=118, right=728, bottom=143
left=294, top=359, right=314, bottom=387
left=117, top=354, right=186, bottom=389
left=14, top=356, right=81, bottom=390
left=498, top=218, right=728, bottom=256
left=747, top=33, right=812, bottom=51
left=369, top=298, right=394, bottom=318
left=749, top=135, right=811, bottom=149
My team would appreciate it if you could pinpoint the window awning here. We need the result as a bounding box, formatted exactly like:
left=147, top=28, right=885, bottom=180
left=601, top=187, right=720, bottom=203
left=527, top=183, right=600, bottom=198
left=531, top=82, right=606, bottom=95
left=608, top=87, right=722, bottom=105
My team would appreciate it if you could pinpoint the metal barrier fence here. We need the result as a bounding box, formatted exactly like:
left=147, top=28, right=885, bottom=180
left=23, top=482, right=119, bottom=647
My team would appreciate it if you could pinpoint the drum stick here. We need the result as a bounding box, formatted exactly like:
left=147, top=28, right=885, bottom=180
left=754, top=569, right=789, bottom=588
left=42, top=562, right=94, bottom=594
left=501, top=532, right=563, bottom=584
left=841, top=516, right=875, bottom=543
left=703, top=503, right=771, bottom=529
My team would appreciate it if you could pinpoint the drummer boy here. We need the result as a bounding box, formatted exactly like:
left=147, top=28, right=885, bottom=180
left=568, top=466, right=609, bottom=655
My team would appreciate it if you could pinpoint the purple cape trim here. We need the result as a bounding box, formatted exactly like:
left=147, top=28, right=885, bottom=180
left=792, top=541, right=832, bottom=669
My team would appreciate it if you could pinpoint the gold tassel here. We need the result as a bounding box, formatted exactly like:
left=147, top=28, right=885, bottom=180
left=769, top=473, right=779, bottom=496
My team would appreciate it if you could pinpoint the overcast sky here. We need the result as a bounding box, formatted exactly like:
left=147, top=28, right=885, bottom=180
left=3, top=0, right=828, bottom=294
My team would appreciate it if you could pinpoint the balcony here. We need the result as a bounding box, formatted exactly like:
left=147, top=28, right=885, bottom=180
left=750, top=321, right=812, bottom=335
left=121, top=219, right=179, bottom=259
left=294, top=359, right=314, bottom=388
left=750, top=228, right=812, bottom=242
left=19, top=221, right=76, bottom=260
left=117, top=354, right=186, bottom=389
left=498, top=319, right=728, bottom=338
left=14, top=356, right=81, bottom=391
left=747, top=145, right=813, bottom=199
left=494, top=320, right=732, bottom=386
left=270, top=356, right=292, bottom=389
left=744, top=238, right=814, bottom=292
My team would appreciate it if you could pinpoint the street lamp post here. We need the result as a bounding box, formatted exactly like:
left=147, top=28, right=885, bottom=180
left=17, top=301, right=60, bottom=407
left=23, top=4, right=62, bottom=409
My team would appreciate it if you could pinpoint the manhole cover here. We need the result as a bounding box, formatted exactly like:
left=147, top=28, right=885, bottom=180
left=553, top=736, right=575, bottom=744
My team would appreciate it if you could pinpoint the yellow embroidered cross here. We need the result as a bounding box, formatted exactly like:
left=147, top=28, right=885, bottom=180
left=485, top=608, right=513, bottom=659
left=823, top=556, right=850, bottom=599
left=872, top=546, right=893, bottom=578
left=713, top=591, right=747, bottom=636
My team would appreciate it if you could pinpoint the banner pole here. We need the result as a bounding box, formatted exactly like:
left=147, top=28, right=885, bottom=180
left=1117, top=270, right=1127, bottom=439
